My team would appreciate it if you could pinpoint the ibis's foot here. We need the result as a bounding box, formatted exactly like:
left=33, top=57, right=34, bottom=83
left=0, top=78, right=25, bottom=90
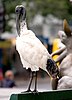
left=32, top=89, right=39, bottom=94
left=21, top=89, right=32, bottom=93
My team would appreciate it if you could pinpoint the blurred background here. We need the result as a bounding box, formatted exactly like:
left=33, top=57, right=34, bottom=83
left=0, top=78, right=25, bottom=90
left=0, top=0, right=72, bottom=90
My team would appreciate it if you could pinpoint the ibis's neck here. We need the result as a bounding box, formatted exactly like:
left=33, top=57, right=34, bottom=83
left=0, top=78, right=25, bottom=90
left=20, top=20, right=27, bottom=35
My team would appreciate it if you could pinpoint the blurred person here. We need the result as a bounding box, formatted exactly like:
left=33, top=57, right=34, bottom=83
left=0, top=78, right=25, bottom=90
left=1, top=70, right=16, bottom=88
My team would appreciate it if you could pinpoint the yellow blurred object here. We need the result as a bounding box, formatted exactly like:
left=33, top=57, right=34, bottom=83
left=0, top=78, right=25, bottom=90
left=0, top=40, right=11, bottom=48
left=52, top=38, right=60, bottom=66
left=0, top=38, right=16, bottom=48
left=10, top=38, right=16, bottom=46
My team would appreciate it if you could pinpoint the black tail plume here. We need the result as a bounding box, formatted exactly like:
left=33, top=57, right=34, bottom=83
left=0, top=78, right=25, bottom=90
left=46, top=59, right=60, bottom=79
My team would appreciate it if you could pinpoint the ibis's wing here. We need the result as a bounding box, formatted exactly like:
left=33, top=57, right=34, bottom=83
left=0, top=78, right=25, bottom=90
left=16, top=30, right=51, bottom=70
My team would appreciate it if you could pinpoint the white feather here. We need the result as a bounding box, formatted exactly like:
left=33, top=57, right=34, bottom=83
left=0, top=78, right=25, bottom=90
left=16, top=21, right=51, bottom=72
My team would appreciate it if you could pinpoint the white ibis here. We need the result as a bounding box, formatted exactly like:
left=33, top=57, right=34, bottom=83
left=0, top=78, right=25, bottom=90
left=15, top=5, right=59, bottom=92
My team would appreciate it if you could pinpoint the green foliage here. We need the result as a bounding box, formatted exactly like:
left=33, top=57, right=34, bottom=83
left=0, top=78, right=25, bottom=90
left=3, top=0, right=23, bottom=14
left=3, top=0, right=72, bottom=19
left=34, top=0, right=72, bottom=19
left=2, top=0, right=72, bottom=32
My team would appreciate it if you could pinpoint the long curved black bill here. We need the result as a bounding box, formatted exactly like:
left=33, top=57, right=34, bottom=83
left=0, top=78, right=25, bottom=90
left=16, top=14, right=20, bottom=36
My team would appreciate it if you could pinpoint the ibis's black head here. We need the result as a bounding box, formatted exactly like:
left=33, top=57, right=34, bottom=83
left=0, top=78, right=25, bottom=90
left=15, top=5, right=26, bottom=36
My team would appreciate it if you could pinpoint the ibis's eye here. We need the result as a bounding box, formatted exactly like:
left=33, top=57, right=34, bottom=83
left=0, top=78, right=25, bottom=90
left=16, top=9, right=19, bottom=13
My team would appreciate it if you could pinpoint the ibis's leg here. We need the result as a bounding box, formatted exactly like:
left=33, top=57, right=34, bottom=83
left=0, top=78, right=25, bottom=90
left=21, top=72, right=33, bottom=93
left=26, top=72, right=34, bottom=92
left=33, top=71, right=38, bottom=92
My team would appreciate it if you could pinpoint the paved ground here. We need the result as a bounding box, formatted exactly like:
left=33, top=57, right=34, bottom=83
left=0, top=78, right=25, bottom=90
left=0, top=77, right=52, bottom=100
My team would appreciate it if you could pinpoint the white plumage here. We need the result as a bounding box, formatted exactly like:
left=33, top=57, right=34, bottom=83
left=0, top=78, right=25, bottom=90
left=16, top=21, right=51, bottom=73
